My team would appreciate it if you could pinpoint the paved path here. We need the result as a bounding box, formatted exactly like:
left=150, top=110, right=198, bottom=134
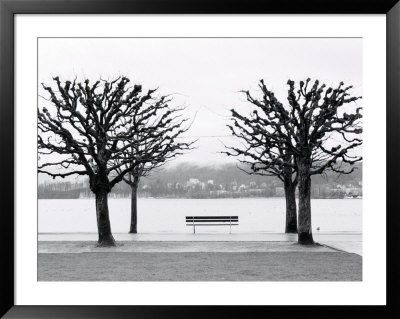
left=39, top=232, right=362, bottom=256
left=317, top=240, right=362, bottom=256
left=39, top=240, right=336, bottom=254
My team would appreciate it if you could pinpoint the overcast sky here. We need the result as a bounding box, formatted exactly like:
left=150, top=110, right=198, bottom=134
left=38, top=37, right=362, bottom=181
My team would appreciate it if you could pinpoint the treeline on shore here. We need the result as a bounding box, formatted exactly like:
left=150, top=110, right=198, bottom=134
left=38, top=162, right=362, bottom=200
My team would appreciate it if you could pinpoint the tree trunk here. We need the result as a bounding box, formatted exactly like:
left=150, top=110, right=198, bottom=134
left=297, top=162, right=314, bottom=245
left=284, top=179, right=297, bottom=233
left=129, top=182, right=138, bottom=234
left=95, top=189, right=115, bottom=246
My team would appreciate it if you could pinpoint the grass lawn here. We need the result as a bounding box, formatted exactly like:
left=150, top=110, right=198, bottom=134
left=38, top=251, right=361, bottom=281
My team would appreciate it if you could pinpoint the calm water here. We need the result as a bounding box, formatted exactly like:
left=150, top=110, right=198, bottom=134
left=38, top=198, right=362, bottom=234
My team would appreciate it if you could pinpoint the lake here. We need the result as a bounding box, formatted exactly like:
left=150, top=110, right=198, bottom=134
left=38, top=198, right=362, bottom=234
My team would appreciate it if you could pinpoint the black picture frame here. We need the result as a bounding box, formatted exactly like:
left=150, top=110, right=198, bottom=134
left=1, top=0, right=399, bottom=318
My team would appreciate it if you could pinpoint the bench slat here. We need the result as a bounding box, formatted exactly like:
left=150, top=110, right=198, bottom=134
left=186, top=216, right=239, bottom=220
left=186, top=219, right=237, bottom=222
left=186, top=221, right=238, bottom=223
left=186, top=224, right=239, bottom=226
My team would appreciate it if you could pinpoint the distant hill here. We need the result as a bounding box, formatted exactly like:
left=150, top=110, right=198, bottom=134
left=143, top=161, right=362, bottom=186
left=38, top=161, right=362, bottom=199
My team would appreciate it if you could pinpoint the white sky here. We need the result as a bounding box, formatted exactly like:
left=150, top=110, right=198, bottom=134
left=38, top=37, right=362, bottom=180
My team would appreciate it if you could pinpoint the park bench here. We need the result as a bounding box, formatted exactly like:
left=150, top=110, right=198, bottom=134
left=186, top=216, right=239, bottom=234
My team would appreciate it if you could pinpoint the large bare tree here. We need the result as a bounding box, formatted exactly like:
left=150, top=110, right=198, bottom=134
left=38, top=76, right=174, bottom=246
left=227, top=79, right=362, bottom=244
left=287, top=79, right=362, bottom=244
left=116, top=103, right=195, bottom=233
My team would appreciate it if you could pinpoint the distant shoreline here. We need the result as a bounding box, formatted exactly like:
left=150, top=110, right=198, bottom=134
left=38, top=196, right=363, bottom=200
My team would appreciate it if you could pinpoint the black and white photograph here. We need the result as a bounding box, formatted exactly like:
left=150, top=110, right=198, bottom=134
left=2, top=0, right=399, bottom=315
left=37, top=37, right=363, bottom=282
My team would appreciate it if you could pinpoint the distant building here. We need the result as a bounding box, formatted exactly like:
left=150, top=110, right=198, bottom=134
left=187, top=178, right=201, bottom=189
left=344, top=187, right=362, bottom=196
left=175, top=182, right=182, bottom=189
left=188, top=178, right=200, bottom=184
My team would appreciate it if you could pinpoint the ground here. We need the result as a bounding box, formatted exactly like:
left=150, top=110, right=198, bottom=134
left=38, top=241, right=362, bottom=281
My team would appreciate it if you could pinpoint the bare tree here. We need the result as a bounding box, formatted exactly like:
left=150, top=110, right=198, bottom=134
left=227, top=79, right=362, bottom=244
left=38, top=76, right=175, bottom=246
left=287, top=79, right=362, bottom=244
left=116, top=103, right=195, bottom=233
left=224, top=85, right=298, bottom=233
